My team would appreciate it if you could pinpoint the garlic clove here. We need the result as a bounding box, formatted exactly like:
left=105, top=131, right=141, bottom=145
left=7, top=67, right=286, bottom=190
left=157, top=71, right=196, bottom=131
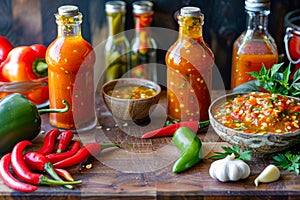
left=254, top=164, right=280, bottom=186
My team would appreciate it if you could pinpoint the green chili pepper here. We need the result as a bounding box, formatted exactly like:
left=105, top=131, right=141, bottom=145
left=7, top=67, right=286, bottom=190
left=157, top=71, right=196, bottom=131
left=0, top=93, right=69, bottom=154
left=172, top=127, right=202, bottom=173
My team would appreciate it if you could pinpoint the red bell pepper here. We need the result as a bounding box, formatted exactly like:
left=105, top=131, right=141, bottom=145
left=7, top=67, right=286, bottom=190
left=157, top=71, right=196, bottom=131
left=0, top=36, right=14, bottom=81
left=0, top=36, right=14, bottom=64
left=1, top=44, right=48, bottom=82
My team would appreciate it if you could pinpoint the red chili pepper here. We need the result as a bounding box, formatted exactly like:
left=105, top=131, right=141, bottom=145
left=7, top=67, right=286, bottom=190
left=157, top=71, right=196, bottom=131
left=0, top=36, right=14, bottom=64
left=46, top=141, right=81, bottom=163
left=1, top=44, right=48, bottom=81
left=56, top=130, right=74, bottom=153
left=11, top=140, right=82, bottom=186
left=54, top=168, right=75, bottom=182
left=141, top=120, right=210, bottom=139
left=37, top=128, right=61, bottom=155
left=23, top=151, right=76, bottom=190
left=53, top=142, right=119, bottom=169
left=0, top=153, right=38, bottom=193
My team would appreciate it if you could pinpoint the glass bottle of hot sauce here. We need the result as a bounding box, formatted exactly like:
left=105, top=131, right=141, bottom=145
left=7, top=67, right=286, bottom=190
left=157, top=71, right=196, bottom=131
left=130, top=1, right=157, bottom=82
left=166, top=7, right=214, bottom=122
left=105, top=1, right=130, bottom=82
left=231, top=0, right=278, bottom=89
left=46, top=5, right=96, bottom=130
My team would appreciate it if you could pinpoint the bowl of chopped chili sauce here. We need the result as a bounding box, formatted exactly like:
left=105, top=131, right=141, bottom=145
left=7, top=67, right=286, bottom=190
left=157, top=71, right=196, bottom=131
left=101, top=78, right=161, bottom=121
left=209, top=92, right=300, bottom=155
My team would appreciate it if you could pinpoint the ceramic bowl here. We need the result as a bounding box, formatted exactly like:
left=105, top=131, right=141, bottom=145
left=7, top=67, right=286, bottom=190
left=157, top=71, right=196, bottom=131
left=209, top=92, right=300, bottom=155
left=0, top=77, right=49, bottom=108
left=101, top=78, right=161, bottom=121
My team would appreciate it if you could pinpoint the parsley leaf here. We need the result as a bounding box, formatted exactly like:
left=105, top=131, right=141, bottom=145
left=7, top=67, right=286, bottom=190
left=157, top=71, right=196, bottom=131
left=209, top=145, right=252, bottom=161
left=272, top=151, right=300, bottom=175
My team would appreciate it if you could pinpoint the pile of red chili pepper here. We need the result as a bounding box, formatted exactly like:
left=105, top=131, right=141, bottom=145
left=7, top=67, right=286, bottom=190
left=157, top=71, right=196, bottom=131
left=0, top=36, right=49, bottom=105
left=0, top=128, right=118, bottom=193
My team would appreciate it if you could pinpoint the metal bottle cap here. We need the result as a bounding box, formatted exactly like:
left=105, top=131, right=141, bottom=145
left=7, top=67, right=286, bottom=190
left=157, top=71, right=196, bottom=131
left=105, top=1, right=126, bottom=13
left=58, top=5, right=79, bottom=17
left=180, top=7, right=202, bottom=17
left=132, top=1, right=153, bottom=14
left=245, top=0, right=270, bottom=12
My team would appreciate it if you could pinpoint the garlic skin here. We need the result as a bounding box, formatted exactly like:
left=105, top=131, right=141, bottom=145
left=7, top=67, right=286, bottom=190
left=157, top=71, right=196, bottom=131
left=209, top=153, right=251, bottom=182
left=254, top=164, right=280, bottom=186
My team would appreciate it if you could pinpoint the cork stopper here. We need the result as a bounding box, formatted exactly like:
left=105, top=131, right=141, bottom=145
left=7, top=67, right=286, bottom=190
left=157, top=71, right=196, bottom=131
left=245, top=0, right=270, bottom=12
left=58, top=5, right=79, bottom=17
left=105, top=1, right=126, bottom=13
left=132, top=1, right=153, bottom=14
left=180, top=7, right=202, bottom=17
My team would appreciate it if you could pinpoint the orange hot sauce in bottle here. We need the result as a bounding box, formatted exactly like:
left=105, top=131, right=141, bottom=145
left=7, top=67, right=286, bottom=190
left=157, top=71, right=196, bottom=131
left=231, top=0, right=278, bottom=89
left=166, top=7, right=214, bottom=122
left=46, top=5, right=96, bottom=130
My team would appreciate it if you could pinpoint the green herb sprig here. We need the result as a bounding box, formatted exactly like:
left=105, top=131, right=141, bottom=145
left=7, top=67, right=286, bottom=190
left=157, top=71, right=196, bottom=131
left=209, top=145, right=252, bottom=161
left=272, top=151, right=300, bottom=175
left=233, top=62, right=300, bottom=97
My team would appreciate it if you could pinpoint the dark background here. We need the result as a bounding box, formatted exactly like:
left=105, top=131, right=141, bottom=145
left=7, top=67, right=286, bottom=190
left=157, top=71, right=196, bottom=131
left=1, top=0, right=299, bottom=89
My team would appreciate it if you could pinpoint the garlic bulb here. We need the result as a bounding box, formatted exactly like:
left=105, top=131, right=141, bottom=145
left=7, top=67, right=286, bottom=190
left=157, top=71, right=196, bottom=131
left=209, top=153, right=251, bottom=182
left=254, top=164, right=280, bottom=186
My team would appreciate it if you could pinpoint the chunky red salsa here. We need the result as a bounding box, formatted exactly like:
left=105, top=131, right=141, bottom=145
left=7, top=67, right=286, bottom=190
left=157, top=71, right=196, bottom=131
left=214, top=92, right=300, bottom=134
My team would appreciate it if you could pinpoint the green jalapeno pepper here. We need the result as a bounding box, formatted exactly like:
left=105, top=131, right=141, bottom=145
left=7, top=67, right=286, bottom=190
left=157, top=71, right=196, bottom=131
left=0, top=93, right=69, bottom=154
left=172, top=127, right=202, bottom=173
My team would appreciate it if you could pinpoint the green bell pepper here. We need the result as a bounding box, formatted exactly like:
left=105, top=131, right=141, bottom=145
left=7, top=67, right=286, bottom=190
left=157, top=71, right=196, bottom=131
left=172, top=127, right=202, bottom=173
left=0, top=93, right=69, bottom=154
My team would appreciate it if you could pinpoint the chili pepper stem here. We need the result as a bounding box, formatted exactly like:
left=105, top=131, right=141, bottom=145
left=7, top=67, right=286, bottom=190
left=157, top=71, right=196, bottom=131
left=39, top=176, right=82, bottom=186
left=44, top=162, right=74, bottom=190
left=38, top=100, right=69, bottom=114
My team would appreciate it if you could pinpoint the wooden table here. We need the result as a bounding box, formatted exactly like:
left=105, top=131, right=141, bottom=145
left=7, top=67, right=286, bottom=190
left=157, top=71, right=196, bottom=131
left=1, top=91, right=300, bottom=200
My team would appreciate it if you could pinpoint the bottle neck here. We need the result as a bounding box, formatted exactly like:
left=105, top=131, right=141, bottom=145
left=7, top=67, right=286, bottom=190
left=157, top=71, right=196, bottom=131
left=107, top=12, right=126, bottom=36
left=55, top=14, right=82, bottom=37
left=178, top=15, right=204, bottom=41
left=57, top=24, right=82, bottom=37
left=246, top=10, right=269, bottom=32
left=133, top=13, right=153, bottom=35
left=134, top=13, right=153, bottom=28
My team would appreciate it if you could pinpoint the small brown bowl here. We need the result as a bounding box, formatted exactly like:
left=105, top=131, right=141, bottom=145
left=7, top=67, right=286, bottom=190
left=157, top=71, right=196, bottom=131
left=101, top=78, right=161, bottom=121
left=209, top=92, right=300, bottom=156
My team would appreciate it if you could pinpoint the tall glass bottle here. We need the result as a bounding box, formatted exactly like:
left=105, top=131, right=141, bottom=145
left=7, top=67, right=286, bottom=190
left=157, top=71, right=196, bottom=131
left=105, top=1, right=130, bottom=82
left=166, top=7, right=214, bottom=122
left=130, top=1, right=157, bottom=82
left=231, top=0, right=278, bottom=89
left=46, top=5, right=96, bottom=130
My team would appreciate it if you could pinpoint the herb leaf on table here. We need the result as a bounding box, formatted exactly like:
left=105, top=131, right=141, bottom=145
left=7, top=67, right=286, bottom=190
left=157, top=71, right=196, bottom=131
left=272, top=151, right=300, bottom=175
left=210, top=145, right=252, bottom=161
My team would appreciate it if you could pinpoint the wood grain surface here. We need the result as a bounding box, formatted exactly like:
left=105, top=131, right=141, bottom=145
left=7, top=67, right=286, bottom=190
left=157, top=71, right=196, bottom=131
left=0, top=91, right=300, bottom=199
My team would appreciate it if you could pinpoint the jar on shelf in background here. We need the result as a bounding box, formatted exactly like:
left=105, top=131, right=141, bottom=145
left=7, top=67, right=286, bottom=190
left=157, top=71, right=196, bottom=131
left=46, top=5, right=96, bottom=131
left=105, top=1, right=130, bottom=82
left=231, top=0, right=278, bottom=89
left=165, top=7, right=214, bottom=122
left=284, top=9, right=300, bottom=77
left=130, top=1, right=157, bottom=82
